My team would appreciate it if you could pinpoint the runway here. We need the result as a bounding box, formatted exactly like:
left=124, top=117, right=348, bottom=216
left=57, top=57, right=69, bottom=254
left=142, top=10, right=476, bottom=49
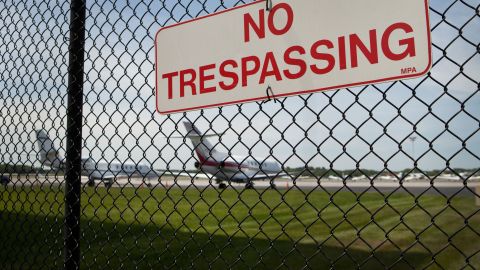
left=157, top=177, right=479, bottom=197
left=3, top=174, right=479, bottom=197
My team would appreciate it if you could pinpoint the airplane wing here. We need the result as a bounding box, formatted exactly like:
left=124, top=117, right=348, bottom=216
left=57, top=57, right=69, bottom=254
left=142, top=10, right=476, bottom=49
left=86, top=170, right=123, bottom=180
left=99, top=173, right=117, bottom=179
left=146, top=169, right=214, bottom=179
left=177, top=172, right=213, bottom=179
left=247, top=172, right=292, bottom=181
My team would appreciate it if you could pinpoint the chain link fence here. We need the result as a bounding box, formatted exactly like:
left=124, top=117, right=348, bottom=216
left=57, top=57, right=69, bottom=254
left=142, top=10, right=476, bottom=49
left=1, top=0, right=479, bottom=269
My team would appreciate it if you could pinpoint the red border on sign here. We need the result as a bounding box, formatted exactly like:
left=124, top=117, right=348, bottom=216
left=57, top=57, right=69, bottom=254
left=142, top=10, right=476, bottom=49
left=155, top=0, right=432, bottom=115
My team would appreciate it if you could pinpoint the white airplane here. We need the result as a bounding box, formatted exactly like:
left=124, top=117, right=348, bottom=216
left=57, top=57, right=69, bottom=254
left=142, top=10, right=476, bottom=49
left=36, top=130, right=161, bottom=187
left=327, top=175, right=342, bottom=181
left=182, top=121, right=287, bottom=189
left=350, top=176, right=366, bottom=181
left=375, top=174, right=399, bottom=181
left=436, top=173, right=461, bottom=181
left=403, top=173, right=426, bottom=181
left=327, top=174, right=364, bottom=181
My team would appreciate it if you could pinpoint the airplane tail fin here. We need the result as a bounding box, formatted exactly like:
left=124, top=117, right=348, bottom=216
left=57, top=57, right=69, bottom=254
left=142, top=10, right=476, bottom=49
left=36, top=130, right=63, bottom=169
left=183, top=121, right=217, bottom=161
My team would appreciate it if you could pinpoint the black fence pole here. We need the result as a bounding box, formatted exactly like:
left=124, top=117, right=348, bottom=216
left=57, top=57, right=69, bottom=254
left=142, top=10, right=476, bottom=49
left=64, top=0, right=86, bottom=269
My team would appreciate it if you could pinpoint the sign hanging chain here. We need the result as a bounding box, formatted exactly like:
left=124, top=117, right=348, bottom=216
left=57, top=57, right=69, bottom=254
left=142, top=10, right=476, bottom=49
left=262, top=85, right=277, bottom=104
left=266, top=0, right=273, bottom=11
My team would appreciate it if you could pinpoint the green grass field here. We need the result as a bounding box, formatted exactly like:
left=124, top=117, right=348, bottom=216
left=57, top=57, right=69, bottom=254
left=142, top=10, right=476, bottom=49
left=1, top=185, right=479, bottom=269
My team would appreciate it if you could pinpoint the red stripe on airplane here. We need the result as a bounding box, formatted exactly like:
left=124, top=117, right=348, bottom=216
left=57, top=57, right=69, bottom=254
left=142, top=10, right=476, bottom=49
left=194, top=149, right=248, bottom=169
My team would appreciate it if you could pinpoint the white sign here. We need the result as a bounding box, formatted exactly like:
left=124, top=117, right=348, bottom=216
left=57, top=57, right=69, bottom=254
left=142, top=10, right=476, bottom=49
left=155, top=0, right=431, bottom=114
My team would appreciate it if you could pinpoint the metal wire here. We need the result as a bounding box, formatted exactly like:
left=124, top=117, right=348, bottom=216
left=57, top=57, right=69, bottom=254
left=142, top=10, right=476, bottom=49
left=0, top=0, right=479, bottom=269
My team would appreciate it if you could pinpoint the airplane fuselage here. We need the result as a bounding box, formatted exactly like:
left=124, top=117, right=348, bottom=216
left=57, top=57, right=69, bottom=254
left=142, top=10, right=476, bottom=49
left=195, top=152, right=282, bottom=182
left=81, top=158, right=154, bottom=180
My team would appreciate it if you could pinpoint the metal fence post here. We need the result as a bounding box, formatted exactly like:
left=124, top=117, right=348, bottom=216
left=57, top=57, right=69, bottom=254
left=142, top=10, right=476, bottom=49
left=64, top=0, right=86, bottom=269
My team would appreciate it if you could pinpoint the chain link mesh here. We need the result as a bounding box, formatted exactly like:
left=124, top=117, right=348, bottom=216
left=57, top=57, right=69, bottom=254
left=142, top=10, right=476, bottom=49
left=1, top=0, right=479, bottom=269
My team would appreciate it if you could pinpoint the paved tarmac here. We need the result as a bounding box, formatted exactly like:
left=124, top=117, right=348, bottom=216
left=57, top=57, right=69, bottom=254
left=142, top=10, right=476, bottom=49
left=3, top=174, right=479, bottom=197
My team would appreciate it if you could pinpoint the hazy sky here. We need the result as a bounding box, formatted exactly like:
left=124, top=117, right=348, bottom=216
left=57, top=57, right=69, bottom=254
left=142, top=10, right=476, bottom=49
left=0, top=0, right=479, bottom=172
